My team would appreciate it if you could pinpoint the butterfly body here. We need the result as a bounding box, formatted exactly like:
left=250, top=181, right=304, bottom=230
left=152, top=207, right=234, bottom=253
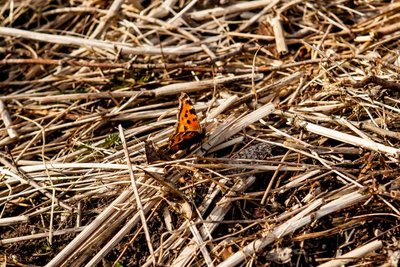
left=145, top=140, right=171, bottom=164
left=168, top=93, right=204, bottom=152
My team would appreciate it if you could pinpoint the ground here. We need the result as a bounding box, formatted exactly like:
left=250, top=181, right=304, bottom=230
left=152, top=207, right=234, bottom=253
left=1, top=1, right=400, bottom=266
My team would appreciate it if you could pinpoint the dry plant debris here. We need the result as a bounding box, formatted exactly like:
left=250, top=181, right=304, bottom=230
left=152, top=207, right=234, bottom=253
left=1, top=0, right=400, bottom=266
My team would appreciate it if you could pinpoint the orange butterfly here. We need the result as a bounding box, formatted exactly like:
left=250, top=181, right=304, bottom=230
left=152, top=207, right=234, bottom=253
left=168, top=93, right=204, bottom=152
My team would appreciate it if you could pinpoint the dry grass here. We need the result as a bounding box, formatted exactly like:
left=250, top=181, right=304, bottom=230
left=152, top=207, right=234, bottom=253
left=1, top=0, right=400, bottom=266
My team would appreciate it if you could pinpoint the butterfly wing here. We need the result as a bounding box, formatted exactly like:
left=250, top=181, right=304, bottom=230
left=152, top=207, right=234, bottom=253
left=168, top=93, right=203, bottom=152
left=176, top=93, right=202, bottom=133
left=169, top=131, right=203, bottom=152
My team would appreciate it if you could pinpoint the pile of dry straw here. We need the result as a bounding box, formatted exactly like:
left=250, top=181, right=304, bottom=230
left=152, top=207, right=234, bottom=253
left=1, top=1, right=400, bottom=266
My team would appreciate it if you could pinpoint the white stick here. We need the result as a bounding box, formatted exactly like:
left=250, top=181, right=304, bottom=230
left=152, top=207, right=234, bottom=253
left=153, top=74, right=263, bottom=97
left=269, top=16, right=288, bottom=55
left=317, top=240, right=383, bottom=267
left=16, top=162, right=163, bottom=173
left=0, top=27, right=201, bottom=56
left=295, top=119, right=400, bottom=157
left=189, top=0, right=275, bottom=21
left=118, top=125, right=155, bottom=265
left=0, top=100, right=18, bottom=139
